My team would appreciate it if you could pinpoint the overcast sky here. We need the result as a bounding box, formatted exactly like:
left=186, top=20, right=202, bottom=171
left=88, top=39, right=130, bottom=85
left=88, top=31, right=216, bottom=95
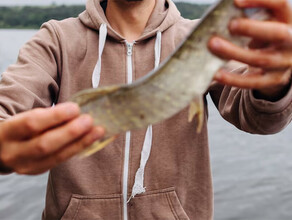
left=0, top=0, right=216, bottom=6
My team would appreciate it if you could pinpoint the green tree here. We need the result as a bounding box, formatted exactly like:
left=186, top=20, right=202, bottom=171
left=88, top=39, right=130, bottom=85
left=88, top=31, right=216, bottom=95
left=0, top=3, right=210, bottom=29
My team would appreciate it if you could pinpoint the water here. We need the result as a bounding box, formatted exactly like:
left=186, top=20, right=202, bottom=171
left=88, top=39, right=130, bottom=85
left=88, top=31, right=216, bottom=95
left=0, top=29, right=291, bottom=220
left=0, top=29, right=48, bottom=220
left=208, top=102, right=292, bottom=220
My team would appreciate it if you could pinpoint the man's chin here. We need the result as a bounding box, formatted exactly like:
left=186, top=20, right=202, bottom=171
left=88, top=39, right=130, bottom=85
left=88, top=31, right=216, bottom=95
left=110, top=0, right=144, bottom=4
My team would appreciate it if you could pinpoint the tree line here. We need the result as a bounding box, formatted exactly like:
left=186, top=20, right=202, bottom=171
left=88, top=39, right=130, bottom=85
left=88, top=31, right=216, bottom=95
left=0, top=3, right=209, bottom=29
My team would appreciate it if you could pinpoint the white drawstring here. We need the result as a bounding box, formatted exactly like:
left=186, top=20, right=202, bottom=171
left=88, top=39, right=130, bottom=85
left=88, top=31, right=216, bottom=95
left=128, top=31, right=162, bottom=201
left=92, top=23, right=107, bottom=88
left=91, top=27, right=162, bottom=202
left=154, top=31, right=162, bottom=69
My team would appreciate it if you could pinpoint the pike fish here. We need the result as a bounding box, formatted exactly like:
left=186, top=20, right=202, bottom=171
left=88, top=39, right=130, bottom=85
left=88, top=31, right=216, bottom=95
left=71, top=0, right=268, bottom=157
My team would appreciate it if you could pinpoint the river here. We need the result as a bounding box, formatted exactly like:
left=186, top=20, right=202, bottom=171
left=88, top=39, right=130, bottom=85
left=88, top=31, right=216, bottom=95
left=0, top=29, right=291, bottom=220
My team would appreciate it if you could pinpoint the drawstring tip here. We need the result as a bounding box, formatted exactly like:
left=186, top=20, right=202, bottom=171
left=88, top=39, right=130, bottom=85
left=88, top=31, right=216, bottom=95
left=127, top=186, right=146, bottom=203
left=127, top=196, right=133, bottom=204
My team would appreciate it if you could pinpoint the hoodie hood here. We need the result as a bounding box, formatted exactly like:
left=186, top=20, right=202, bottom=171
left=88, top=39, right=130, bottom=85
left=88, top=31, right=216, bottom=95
left=79, top=0, right=181, bottom=41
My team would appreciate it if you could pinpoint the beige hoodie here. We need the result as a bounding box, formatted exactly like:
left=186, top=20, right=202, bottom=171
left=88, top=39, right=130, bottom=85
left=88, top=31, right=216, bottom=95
left=0, top=0, right=291, bottom=219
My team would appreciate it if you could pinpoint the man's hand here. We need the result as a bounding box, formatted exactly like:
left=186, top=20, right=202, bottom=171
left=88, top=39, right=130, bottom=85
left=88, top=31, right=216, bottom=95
left=209, top=0, right=292, bottom=100
left=0, top=102, right=105, bottom=175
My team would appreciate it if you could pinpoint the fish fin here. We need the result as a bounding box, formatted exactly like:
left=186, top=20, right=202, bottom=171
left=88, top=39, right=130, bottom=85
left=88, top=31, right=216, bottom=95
left=78, top=136, right=118, bottom=158
left=70, top=85, right=121, bottom=106
left=188, top=96, right=204, bottom=133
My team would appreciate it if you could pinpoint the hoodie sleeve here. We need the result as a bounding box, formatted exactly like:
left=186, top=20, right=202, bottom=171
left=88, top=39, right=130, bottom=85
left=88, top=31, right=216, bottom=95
left=209, top=63, right=292, bottom=135
left=0, top=21, right=60, bottom=120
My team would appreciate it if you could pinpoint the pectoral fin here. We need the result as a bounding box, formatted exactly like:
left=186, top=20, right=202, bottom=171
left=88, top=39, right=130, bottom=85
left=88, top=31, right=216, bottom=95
left=79, top=136, right=118, bottom=158
left=188, top=96, right=204, bottom=133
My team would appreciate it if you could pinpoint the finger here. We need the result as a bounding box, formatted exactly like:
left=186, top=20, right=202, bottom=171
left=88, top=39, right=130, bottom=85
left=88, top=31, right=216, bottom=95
left=214, top=68, right=292, bottom=89
left=14, top=127, right=105, bottom=175
left=208, top=37, right=292, bottom=69
left=235, top=0, right=291, bottom=22
left=248, top=39, right=271, bottom=49
left=16, top=115, right=97, bottom=159
left=229, top=19, right=292, bottom=44
left=0, top=102, right=80, bottom=140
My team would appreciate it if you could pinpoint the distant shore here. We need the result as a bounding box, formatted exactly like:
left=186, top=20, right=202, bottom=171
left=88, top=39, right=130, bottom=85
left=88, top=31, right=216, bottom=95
left=0, top=3, right=209, bottom=29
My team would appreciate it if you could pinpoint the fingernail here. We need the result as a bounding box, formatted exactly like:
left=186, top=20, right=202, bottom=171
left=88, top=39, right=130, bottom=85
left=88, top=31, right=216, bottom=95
left=79, top=115, right=93, bottom=129
left=92, top=127, right=105, bottom=140
left=215, top=71, right=222, bottom=80
left=97, top=126, right=105, bottom=136
left=235, top=0, right=247, bottom=7
left=64, top=103, right=80, bottom=117
left=210, top=38, right=221, bottom=50
left=229, top=20, right=238, bottom=32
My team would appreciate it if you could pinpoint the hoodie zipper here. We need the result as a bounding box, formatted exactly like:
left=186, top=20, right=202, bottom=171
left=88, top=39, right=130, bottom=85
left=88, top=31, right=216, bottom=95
left=123, top=41, right=134, bottom=220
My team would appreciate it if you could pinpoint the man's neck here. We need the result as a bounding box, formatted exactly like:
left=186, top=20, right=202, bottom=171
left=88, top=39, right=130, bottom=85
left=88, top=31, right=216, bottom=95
left=106, top=0, right=156, bottom=42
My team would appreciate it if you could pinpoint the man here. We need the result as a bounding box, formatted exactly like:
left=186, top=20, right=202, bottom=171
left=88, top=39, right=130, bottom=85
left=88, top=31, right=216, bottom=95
left=0, top=0, right=291, bottom=219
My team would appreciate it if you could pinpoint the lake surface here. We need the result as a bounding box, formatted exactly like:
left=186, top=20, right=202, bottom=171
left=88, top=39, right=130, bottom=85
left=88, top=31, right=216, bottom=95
left=0, top=29, right=291, bottom=220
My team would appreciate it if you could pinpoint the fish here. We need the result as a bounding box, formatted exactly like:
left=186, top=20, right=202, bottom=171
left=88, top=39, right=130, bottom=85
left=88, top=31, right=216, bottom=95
left=71, top=0, right=269, bottom=157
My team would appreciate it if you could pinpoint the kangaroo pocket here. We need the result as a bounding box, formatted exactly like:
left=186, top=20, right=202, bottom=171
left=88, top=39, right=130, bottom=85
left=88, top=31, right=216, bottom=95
left=128, top=187, right=190, bottom=220
left=61, top=193, right=122, bottom=220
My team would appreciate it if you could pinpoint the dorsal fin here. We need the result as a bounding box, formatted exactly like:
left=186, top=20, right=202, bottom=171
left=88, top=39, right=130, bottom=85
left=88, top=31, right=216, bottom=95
left=70, top=85, right=121, bottom=106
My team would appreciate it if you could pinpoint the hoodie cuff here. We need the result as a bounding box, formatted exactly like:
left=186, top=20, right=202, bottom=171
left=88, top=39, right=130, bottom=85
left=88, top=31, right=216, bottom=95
left=0, top=159, right=13, bottom=175
left=248, top=82, right=292, bottom=114
left=0, top=120, right=13, bottom=175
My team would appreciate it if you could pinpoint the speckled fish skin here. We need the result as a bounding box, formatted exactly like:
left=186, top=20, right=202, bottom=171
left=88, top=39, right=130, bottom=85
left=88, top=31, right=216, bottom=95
left=71, top=0, right=264, bottom=155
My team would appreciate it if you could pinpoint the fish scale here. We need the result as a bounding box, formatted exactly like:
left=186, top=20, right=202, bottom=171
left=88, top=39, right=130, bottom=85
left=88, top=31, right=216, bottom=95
left=70, top=0, right=269, bottom=157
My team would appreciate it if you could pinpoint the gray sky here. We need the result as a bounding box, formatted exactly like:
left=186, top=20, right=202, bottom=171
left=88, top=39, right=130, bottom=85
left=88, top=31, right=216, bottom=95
left=0, top=0, right=216, bottom=6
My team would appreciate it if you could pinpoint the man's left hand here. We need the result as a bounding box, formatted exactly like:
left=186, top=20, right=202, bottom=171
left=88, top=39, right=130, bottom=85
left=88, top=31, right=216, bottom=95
left=209, top=0, right=292, bottom=101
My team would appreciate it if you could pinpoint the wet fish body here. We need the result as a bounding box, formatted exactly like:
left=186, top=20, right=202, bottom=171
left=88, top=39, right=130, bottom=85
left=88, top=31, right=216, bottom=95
left=71, top=0, right=261, bottom=156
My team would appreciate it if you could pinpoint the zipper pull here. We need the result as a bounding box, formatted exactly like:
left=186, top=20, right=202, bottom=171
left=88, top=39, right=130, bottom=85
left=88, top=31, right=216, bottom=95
left=127, top=43, right=133, bottom=56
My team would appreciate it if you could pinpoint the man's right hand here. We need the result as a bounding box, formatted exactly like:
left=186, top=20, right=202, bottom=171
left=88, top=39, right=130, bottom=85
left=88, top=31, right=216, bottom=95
left=0, top=102, right=105, bottom=175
